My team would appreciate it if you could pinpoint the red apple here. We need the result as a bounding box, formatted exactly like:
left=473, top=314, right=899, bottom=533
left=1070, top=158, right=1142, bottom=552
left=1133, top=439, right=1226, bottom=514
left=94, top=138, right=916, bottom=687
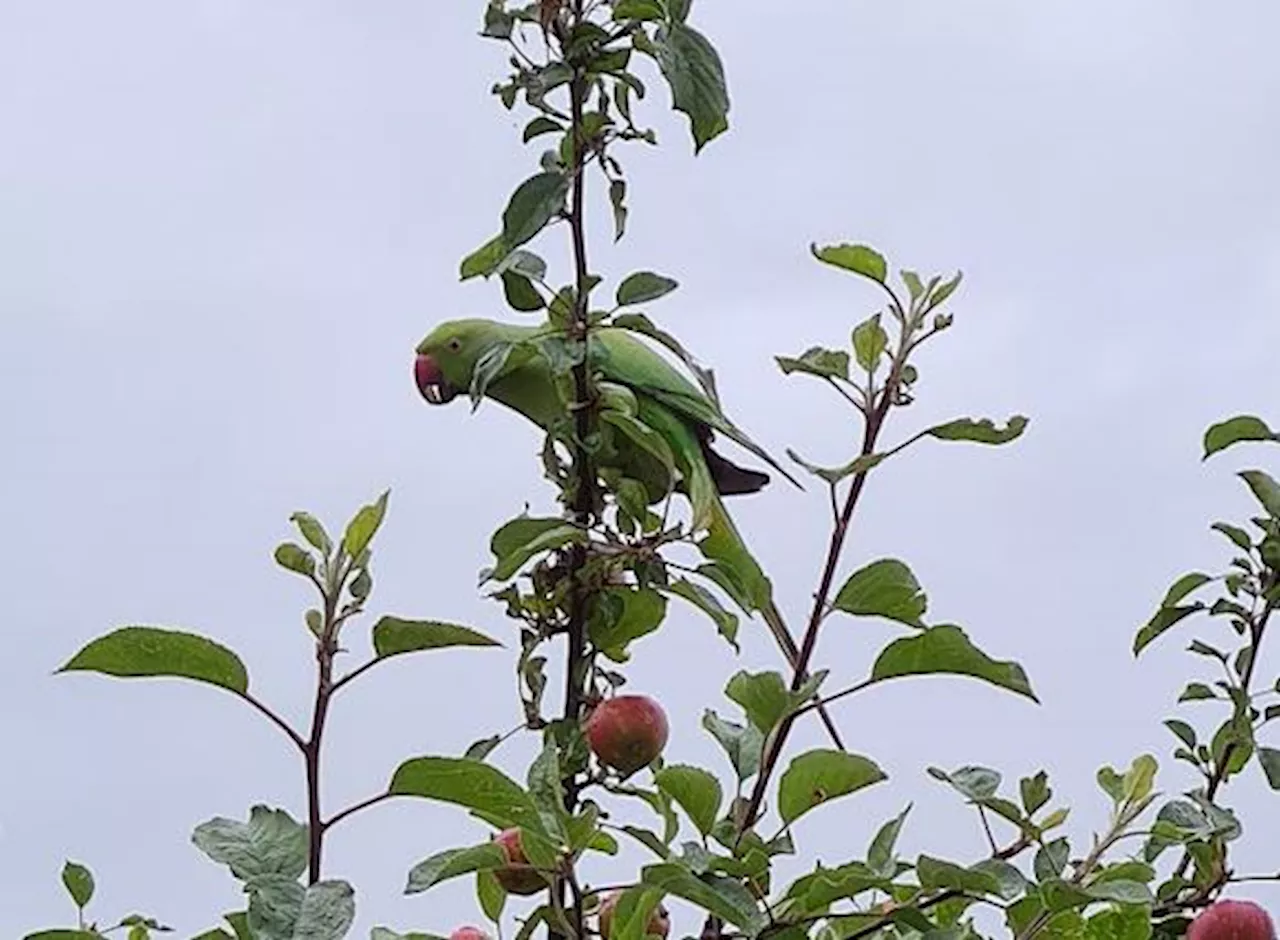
left=598, top=890, right=670, bottom=940
left=449, top=928, right=491, bottom=940
left=1189, top=900, right=1275, bottom=940
left=491, top=827, right=544, bottom=896
left=584, top=694, right=669, bottom=775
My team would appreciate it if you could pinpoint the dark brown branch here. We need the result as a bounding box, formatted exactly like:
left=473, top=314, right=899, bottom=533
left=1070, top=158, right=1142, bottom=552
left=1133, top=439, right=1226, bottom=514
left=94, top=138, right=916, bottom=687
left=735, top=351, right=904, bottom=841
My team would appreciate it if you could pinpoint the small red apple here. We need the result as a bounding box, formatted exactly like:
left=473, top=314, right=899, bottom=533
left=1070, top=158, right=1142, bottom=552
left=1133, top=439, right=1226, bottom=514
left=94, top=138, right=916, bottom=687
left=584, top=694, right=669, bottom=775
left=449, top=928, right=491, bottom=940
left=1189, top=900, right=1275, bottom=940
left=491, top=827, right=544, bottom=896
left=598, top=890, right=670, bottom=940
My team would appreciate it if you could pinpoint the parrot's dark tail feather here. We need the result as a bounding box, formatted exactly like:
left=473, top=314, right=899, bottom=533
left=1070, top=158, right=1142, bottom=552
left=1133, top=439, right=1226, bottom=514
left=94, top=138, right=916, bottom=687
left=701, top=441, right=771, bottom=496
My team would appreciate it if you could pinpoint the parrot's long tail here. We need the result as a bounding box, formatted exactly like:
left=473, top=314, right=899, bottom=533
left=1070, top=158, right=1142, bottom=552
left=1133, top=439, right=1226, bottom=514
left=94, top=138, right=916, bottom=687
left=700, top=440, right=771, bottom=496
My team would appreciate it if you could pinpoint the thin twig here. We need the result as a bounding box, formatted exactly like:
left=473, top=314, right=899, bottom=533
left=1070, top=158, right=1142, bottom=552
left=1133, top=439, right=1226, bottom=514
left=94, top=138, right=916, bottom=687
left=322, top=790, right=395, bottom=832
left=237, top=691, right=306, bottom=753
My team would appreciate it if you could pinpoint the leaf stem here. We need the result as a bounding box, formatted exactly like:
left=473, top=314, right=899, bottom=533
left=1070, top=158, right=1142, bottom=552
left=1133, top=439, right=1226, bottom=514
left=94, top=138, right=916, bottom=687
left=237, top=690, right=307, bottom=753
left=322, top=790, right=395, bottom=833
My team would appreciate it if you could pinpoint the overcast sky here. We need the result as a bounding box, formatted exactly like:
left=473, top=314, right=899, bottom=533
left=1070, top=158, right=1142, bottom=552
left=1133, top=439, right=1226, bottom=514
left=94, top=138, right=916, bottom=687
left=3, top=1, right=1279, bottom=936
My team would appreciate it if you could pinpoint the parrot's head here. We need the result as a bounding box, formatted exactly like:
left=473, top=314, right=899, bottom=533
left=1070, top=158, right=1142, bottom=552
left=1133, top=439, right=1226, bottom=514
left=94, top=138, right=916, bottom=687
left=413, top=319, right=497, bottom=405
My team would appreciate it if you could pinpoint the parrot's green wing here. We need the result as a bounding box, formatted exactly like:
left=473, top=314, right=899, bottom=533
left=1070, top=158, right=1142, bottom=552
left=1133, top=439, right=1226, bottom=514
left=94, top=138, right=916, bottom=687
left=594, top=330, right=801, bottom=489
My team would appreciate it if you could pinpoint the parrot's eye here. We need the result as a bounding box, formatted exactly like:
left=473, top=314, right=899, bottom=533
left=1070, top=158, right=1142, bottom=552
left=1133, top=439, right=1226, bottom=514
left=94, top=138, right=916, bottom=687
left=447, top=339, right=462, bottom=352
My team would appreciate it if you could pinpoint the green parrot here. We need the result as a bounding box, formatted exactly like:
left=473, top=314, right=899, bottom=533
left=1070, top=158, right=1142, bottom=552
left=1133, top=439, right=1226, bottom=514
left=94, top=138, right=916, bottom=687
left=414, top=317, right=843, bottom=747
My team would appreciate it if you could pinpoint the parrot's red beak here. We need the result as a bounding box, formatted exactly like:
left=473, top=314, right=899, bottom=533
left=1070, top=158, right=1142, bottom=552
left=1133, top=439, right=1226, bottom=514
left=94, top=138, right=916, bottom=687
left=414, top=353, right=458, bottom=405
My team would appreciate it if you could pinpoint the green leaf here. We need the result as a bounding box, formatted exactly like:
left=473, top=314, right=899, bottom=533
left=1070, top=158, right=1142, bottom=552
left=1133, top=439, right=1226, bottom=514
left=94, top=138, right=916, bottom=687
left=936, top=765, right=1001, bottom=801
left=1203, top=415, right=1278, bottom=459
left=640, top=864, right=761, bottom=930
left=786, top=450, right=884, bottom=485
left=1035, top=839, right=1070, bottom=882
left=1178, top=682, right=1216, bottom=702
left=1211, top=522, right=1252, bottom=550
left=851, top=314, right=888, bottom=373
left=405, top=844, right=507, bottom=895
left=701, top=710, right=763, bottom=782
left=292, top=881, right=355, bottom=940
left=654, top=765, right=722, bottom=836
left=273, top=542, right=315, bottom=576
left=1097, top=766, right=1125, bottom=803
left=649, top=23, right=730, bottom=152
left=783, top=862, right=887, bottom=913
left=775, top=346, right=850, bottom=382
left=388, top=756, right=546, bottom=836
left=502, top=172, right=569, bottom=248
left=1161, top=572, right=1214, bottom=607
left=724, top=670, right=790, bottom=734
left=495, top=249, right=547, bottom=282
left=1092, top=861, right=1155, bottom=886
left=1020, top=771, right=1051, bottom=815
left=459, top=233, right=507, bottom=281
left=58, top=860, right=93, bottom=911
left=1133, top=604, right=1204, bottom=655
left=616, top=271, right=679, bottom=306
left=476, top=870, right=506, bottom=923
left=589, top=587, right=669, bottom=662
left=343, top=490, right=389, bottom=560
left=901, top=270, right=926, bottom=300
left=929, top=272, right=963, bottom=308
left=371, top=618, right=501, bottom=659
left=926, top=416, right=1029, bottom=445
left=60, top=627, right=250, bottom=696
left=866, top=806, right=910, bottom=877
left=832, top=558, right=927, bottom=627
left=1164, top=719, right=1196, bottom=749
left=486, top=517, right=586, bottom=582
left=917, top=855, right=1004, bottom=896
left=870, top=624, right=1038, bottom=702
left=1085, top=905, right=1152, bottom=940
left=810, top=243, right=887, bottom=283
left=1086, top=880, right=1153, bottom=905
left=527, top=737, right=568, bottom=836
left=501, top=271, right=544, bottom=312
left=1258, top=747, right=1280, bottom=789
left=609, top=179, right=628, bottom=242
left=191, top=806, right=308, bottom=882
left=248, top=877, right=306, bottom=940
left=1239, top=470, right=1280, bottom=518
left=973, top=859, right=1030, bottom=900
left=607, top=887, right=668, bottom=940
left=21, top=932, right=103, bottom=940
left=522, top=116, right=563, bottom=143
left=614, top=0, right=666, bottom=20
left=778, top=749, right=887, bottom=825
left=667, top=579, right=739, bottom=650
left=60, top=860, right=94, bottom=909
left=1122, top=754, right=1158, bottom=803
left=289, top=513, right=332, bottom=555
left=225, top=912, right=252, bottom=940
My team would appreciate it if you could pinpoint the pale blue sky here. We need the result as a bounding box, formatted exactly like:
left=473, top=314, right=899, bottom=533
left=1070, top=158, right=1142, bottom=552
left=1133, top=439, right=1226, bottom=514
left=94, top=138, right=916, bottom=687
left=2, top=1, right=1278, bottom=936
